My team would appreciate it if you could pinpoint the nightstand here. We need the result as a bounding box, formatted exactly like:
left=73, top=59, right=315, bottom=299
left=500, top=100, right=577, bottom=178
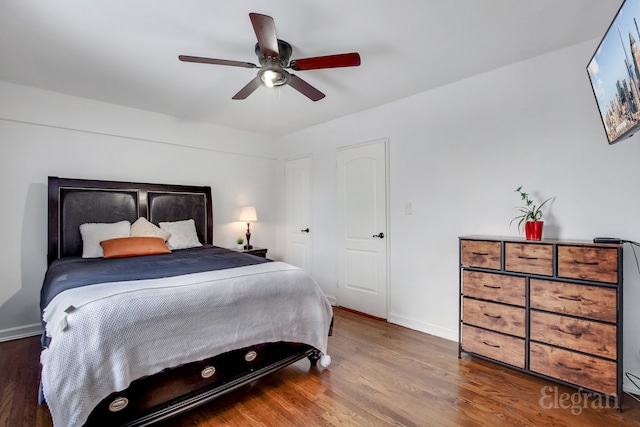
left=237, top=247, right=268, bottom=258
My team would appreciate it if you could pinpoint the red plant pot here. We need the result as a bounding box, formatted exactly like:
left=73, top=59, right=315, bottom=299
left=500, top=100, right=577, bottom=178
left=525, top=221, right=543, bottom=241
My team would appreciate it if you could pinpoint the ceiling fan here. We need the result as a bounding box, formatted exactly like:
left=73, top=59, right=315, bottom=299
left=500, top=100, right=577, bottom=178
left=179, top=13, right=361, bottom=101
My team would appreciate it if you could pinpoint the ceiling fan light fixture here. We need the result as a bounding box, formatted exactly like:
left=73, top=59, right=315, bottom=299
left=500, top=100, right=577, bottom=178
left=259, top=69, right=289, bottom=88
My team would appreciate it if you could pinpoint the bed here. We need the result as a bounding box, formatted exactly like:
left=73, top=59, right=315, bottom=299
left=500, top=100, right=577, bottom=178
left=40, top=177, right=333, bottom=427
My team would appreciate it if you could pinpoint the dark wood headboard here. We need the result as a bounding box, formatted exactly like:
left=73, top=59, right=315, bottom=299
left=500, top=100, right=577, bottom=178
left=47, top=177, right=213, bottom=265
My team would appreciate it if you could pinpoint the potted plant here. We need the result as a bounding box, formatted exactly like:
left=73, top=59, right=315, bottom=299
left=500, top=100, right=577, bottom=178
left=510, top=186, right=552, bottom=241
left=236, top=237, right=245, bottom=250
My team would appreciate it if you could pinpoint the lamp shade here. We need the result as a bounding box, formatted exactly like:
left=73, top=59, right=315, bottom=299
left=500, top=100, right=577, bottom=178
left=238, top=206, right=257, bottom=222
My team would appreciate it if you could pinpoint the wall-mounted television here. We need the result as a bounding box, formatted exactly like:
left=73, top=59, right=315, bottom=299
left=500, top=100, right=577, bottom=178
left=587, top=0, right=640, bottom=144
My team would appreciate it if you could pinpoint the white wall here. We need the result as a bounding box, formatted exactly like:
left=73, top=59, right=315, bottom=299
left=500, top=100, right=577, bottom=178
left=0, top=82, right=279, bottom=340
left=276, top=40, right=640, bottom=392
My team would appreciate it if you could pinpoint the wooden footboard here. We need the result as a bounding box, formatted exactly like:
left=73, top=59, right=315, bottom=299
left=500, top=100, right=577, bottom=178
left=85, top=342, right=320, bottom=426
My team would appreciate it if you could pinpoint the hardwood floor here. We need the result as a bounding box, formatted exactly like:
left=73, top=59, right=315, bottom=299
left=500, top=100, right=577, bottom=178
left=2, top=308, right=640, bottom=426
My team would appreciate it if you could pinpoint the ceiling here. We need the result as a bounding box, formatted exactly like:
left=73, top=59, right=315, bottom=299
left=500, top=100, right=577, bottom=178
left=0, top=0, right=622, bottom=137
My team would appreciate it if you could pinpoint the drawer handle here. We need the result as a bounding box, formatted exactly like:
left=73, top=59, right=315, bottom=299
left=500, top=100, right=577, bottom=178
left=483, top=285, right=502, bottom=289
left=517, top=255, right=538, bottom=260
left=573, top=260, right=599, bottom=266
left=558, top=295, right=582, bottom=302
left=108, top=397, right=129, bottom=412
left=483, top=313, right=502, bottom=319
left=472, top=252, right=489, bottom=256
left=557, top=328, right=582, bottom=338
left=482, top=341, right=500, bottom=348
left=558, top=362, right=582, bottom=371
left=201, top=366, right=216, bottom=378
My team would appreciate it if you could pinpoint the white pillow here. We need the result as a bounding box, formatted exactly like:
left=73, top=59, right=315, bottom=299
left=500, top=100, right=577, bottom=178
left=159, top=219, right=202, bottom=250
left=79, top=220, right=131, bottom=258
left=130, top=217, right=171, bottom=242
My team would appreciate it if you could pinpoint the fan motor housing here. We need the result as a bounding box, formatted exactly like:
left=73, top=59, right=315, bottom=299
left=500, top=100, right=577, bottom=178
left=255, top=39, right=292, bottom=68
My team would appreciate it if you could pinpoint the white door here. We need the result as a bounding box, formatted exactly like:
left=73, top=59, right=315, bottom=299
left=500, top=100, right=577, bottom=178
left=284, top=156, right=312, bottom=272
left=336, top=139, right=388, bottom=319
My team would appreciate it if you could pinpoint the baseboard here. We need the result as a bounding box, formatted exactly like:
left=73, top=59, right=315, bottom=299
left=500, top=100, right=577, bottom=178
left=388, top=312, right=458, bottom=342
left=0, top=323, right=42, bottom=342
left=325, top=294, right=338, bottom=306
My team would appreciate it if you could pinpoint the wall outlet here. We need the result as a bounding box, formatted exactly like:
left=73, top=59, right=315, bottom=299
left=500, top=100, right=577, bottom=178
left=404, top=202, right=412, bottom=215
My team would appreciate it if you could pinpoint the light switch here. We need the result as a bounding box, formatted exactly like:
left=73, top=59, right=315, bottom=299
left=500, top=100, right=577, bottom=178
left=404, top=203, right=412, bottom=215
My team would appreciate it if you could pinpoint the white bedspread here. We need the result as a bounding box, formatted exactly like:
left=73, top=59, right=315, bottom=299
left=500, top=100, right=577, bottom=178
left=40, top=262, right=333, bottom=427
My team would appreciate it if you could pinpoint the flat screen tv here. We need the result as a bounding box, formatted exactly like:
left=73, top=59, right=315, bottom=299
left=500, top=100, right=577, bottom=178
left=587, top=0, right=640, bottom=144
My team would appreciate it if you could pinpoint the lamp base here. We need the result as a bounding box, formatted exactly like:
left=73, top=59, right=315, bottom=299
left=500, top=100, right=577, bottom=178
left=245, top=224, right=252, bottom=250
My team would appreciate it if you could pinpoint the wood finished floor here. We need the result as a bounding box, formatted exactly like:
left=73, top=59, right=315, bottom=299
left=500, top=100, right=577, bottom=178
left=2, top=308, right=640, bottom=426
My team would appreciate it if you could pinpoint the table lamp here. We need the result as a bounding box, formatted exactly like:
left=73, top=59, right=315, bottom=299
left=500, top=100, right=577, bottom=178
left=239, top=206, right=257, bottom=249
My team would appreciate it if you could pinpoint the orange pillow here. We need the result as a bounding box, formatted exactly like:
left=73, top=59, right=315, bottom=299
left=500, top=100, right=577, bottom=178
left=100, top=237, right=171, bottom=259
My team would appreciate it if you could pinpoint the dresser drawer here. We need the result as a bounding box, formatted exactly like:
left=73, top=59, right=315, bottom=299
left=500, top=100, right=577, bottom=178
left=462, top=298, right=525, bottom=337
left=461, top=240, right=501, bottom=270
left=462, top=270, right=525, bottom=306
left=557, top=246, right=618, bottom=284
left=530, top=279, right=617, bottom=323
left=505, top=243, right=553, bottom=276
left=530, top=311, right=617, bottom=360
left=461, top=324, right=524, bottom=368
left=530, top=343, right=617, bottom=396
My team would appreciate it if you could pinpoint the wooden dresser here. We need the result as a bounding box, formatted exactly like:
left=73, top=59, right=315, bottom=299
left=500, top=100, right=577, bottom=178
left=459, top=236, right=623, bottom=403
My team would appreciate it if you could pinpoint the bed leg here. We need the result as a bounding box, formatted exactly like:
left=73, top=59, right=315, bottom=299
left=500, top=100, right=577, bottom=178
left=308, top=350, right=321, bottom=367
left=308, top=350, right=331, bottom=368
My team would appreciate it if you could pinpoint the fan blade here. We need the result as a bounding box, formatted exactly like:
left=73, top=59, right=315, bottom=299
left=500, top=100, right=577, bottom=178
left=179, top=55, right=257, bottom=69
left=249, top=13, right=279, bottom=57
left=232, top=76, right=263, bottom=100
left=290, top=52, right=361, bottom=71
left=288, top=74, right=325, bottom=101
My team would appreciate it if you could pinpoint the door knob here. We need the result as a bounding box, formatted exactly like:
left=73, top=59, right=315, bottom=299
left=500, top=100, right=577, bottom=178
left=373, top=232, right=384, bottom=238
left=301, top=228, right=310, bottom=233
